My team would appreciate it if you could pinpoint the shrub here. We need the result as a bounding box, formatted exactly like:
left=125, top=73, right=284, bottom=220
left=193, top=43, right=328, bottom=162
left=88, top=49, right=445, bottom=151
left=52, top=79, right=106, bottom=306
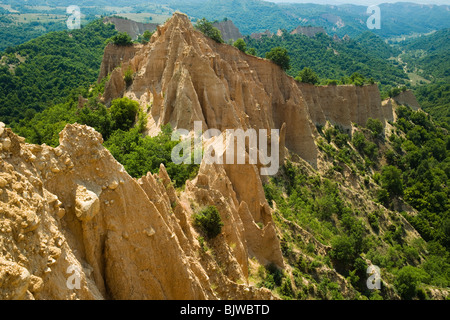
left=366, top=118, right=384, bottom=138
left=265, top=47, right=290, bottom=71
left=296, top=67, right=319, bottom=85
left=124, top=67, right=134, bottom=87
left=349, top=72, right=365, bottom=86
left=233, top=38, right=247, bottom=52
left=352, top=131, right=366, bottom=152
left=381, top=165, right=403, bottom=197
left=111, top=32, right=133, bottom=46
left=394, top=266, right=429, bottom=299
left=109, top=97, right=139, bottom=131
left=246, top=47, right=256, bottom=56
left=193, top=206, right=224, bottom=239
left=195, top=18, right=224, bottom=43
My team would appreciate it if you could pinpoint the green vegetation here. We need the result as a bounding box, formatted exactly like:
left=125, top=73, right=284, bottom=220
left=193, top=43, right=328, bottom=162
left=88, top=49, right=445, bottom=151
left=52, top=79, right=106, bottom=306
left=295, top=67, right=318, bottom=85
left=263, top=103, right=449, bottom=299
left=193, top=206, right=224, bottom=239
left=396, top=29, right=450, bottom=126
left=265, top=46, right=290, bottom=71
left=123, top=67, right=134, bottom=88
left=109, top=97, right=139, bottom=131
left=194, top=18, right=224, bottom=43
left=0, top=19, right=118, bottom=125
left=11, top=83, right=199, bottom=188
left=110, top=32, right=133, bottom=46
left=171, top=1, right=450, bottom=38
left=0, top=15, right=67, bottom=51
left=387, top=106, right=450, bottom=251
left=137, top=30, right=154, bottom=44
left=245, top=32, right=408, bottom=91
left=233, top=38, right=246, bottom=52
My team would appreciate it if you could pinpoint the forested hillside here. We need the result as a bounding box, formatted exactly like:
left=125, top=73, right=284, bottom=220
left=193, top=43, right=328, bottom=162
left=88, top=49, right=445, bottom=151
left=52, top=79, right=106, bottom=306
left=0, top=9, right=448, bottom=301
left=0, top=15, right=66, bottom=51
left=397, top=29, right=450, bottom=126
left=0, top=19, right=117, bottom=124
left=245, top=31, right=407, bottom=90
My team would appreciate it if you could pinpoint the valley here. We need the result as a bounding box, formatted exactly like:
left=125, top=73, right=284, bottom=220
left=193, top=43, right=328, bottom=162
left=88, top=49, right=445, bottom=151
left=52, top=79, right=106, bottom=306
left=0, top=1, right=448, bottom=302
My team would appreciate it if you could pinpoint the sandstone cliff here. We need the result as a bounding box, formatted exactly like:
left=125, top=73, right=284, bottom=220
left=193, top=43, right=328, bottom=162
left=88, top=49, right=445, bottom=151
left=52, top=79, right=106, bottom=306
left=0, top=122, right=277, bottom=300
left=0, top=12, right=407, bottom=300
left=102, top=12, right=391, bottom=166
left=392, top=90, right=420, bottom=111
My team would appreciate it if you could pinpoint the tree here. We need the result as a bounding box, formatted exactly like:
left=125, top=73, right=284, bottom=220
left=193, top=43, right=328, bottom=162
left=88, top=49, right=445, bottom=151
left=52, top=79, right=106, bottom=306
left=233, top=38, right=247, bottom=52
left=381, top=165, right=403, bottom=197
left=193, top=206, right=224, bottom=239
left=296, top=67, right=319, bottom=85
left=109, top=97, right=139, bottom=131
left=194, top=18, right=224, bottom=43
left=138, top=30, right=153, bottom=44
left=111, top=32, right=133, bottom=46
left=349, top=72, right=365, bottom=86
left=123, top=67, right=134, bottom=87
left=352, top=131, right=366, bottom=152
left=366, top=118, right=384, bottom=138
left=265, top=47, right=290, bottom=71
left=247, top=47, right=256, bottom=56
left=394, top=266, right=429, bottom=299
left=142, top=30, right=153, bottom=41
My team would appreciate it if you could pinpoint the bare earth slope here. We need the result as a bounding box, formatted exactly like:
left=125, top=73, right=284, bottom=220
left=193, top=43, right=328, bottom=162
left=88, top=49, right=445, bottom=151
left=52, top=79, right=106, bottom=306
left=102, top=12, right=389, bottom=166
left=0, top=13, right=400, bottom=300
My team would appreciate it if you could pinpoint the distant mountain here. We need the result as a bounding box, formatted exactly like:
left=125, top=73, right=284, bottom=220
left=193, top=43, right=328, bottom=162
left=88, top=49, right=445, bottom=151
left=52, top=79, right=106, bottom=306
left=153, top=0, right=450, bottom=38
left=103, top=16, right=158, bottom=40
left=2, top=1, right=449, bottom=39
left=212, top=19, right=243, bottom=42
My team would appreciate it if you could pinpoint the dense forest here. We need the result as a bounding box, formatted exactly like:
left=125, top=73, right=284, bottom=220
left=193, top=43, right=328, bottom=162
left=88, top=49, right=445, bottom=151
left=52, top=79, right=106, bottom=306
left=396, top=29, right=450, bottom=126
left=263, top=106, right=449, bottom=299
left=0, top=15, right=67, bottom=51
left=245, top=31, right=408, bottom=91
left=0, top=19, right=117, bottom=124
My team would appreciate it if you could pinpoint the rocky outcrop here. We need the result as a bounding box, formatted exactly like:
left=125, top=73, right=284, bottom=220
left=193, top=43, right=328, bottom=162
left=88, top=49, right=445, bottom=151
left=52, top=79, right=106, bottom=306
left=0, top=13, right=408, bottom=300
left=98, top=43, right=142, bottom=82
left=0, top=122, right=277, bottom=300
left=297, top=83, right=384, bottom=130
left=290, top=26, right=327, bottom=37
left=102, top=12, right=393, bottom=167
left=104, top=16, right=158, bottom=40
left=212, top=20, right=243, bottom=42
left=392, top=90, right=420, bottom=111
left=250, top=30, right=272, bottom=40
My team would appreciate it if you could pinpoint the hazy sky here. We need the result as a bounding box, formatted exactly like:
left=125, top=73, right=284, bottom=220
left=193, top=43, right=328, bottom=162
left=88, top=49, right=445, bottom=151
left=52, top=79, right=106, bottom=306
left=266, top=0, right=450, bottom=5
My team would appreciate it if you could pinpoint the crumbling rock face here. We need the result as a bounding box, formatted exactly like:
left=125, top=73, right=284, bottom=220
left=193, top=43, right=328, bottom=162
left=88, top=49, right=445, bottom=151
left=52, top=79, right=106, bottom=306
left=392, top=90, right=420, bottom=111
left=102, top=12, right=393, bottom=166
left=98, top=43, right=142, bottom=83
left=0, top=123, right=276, bottom=300
left=1, top=13, right=414, bottom=300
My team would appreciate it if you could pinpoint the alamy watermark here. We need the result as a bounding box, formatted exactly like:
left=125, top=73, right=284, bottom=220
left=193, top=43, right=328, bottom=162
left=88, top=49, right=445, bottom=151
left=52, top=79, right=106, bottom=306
left=366, top=265, right=381, bottom=290
left=171, top=121, right=280, bottom=176
left=66, top=264, right=81, bottom=290
left=66, top=5, right=81, bottom=30
left=367, top=5, right=381, bottom=30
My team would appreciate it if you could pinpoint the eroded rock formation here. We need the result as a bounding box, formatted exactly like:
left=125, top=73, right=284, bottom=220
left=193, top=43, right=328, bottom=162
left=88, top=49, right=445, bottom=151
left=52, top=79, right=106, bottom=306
left=0, top=122, right=276, bottom=300
left=102, top=12, right=391, bottom=166
left=1, top=12, right=404, bottom=300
